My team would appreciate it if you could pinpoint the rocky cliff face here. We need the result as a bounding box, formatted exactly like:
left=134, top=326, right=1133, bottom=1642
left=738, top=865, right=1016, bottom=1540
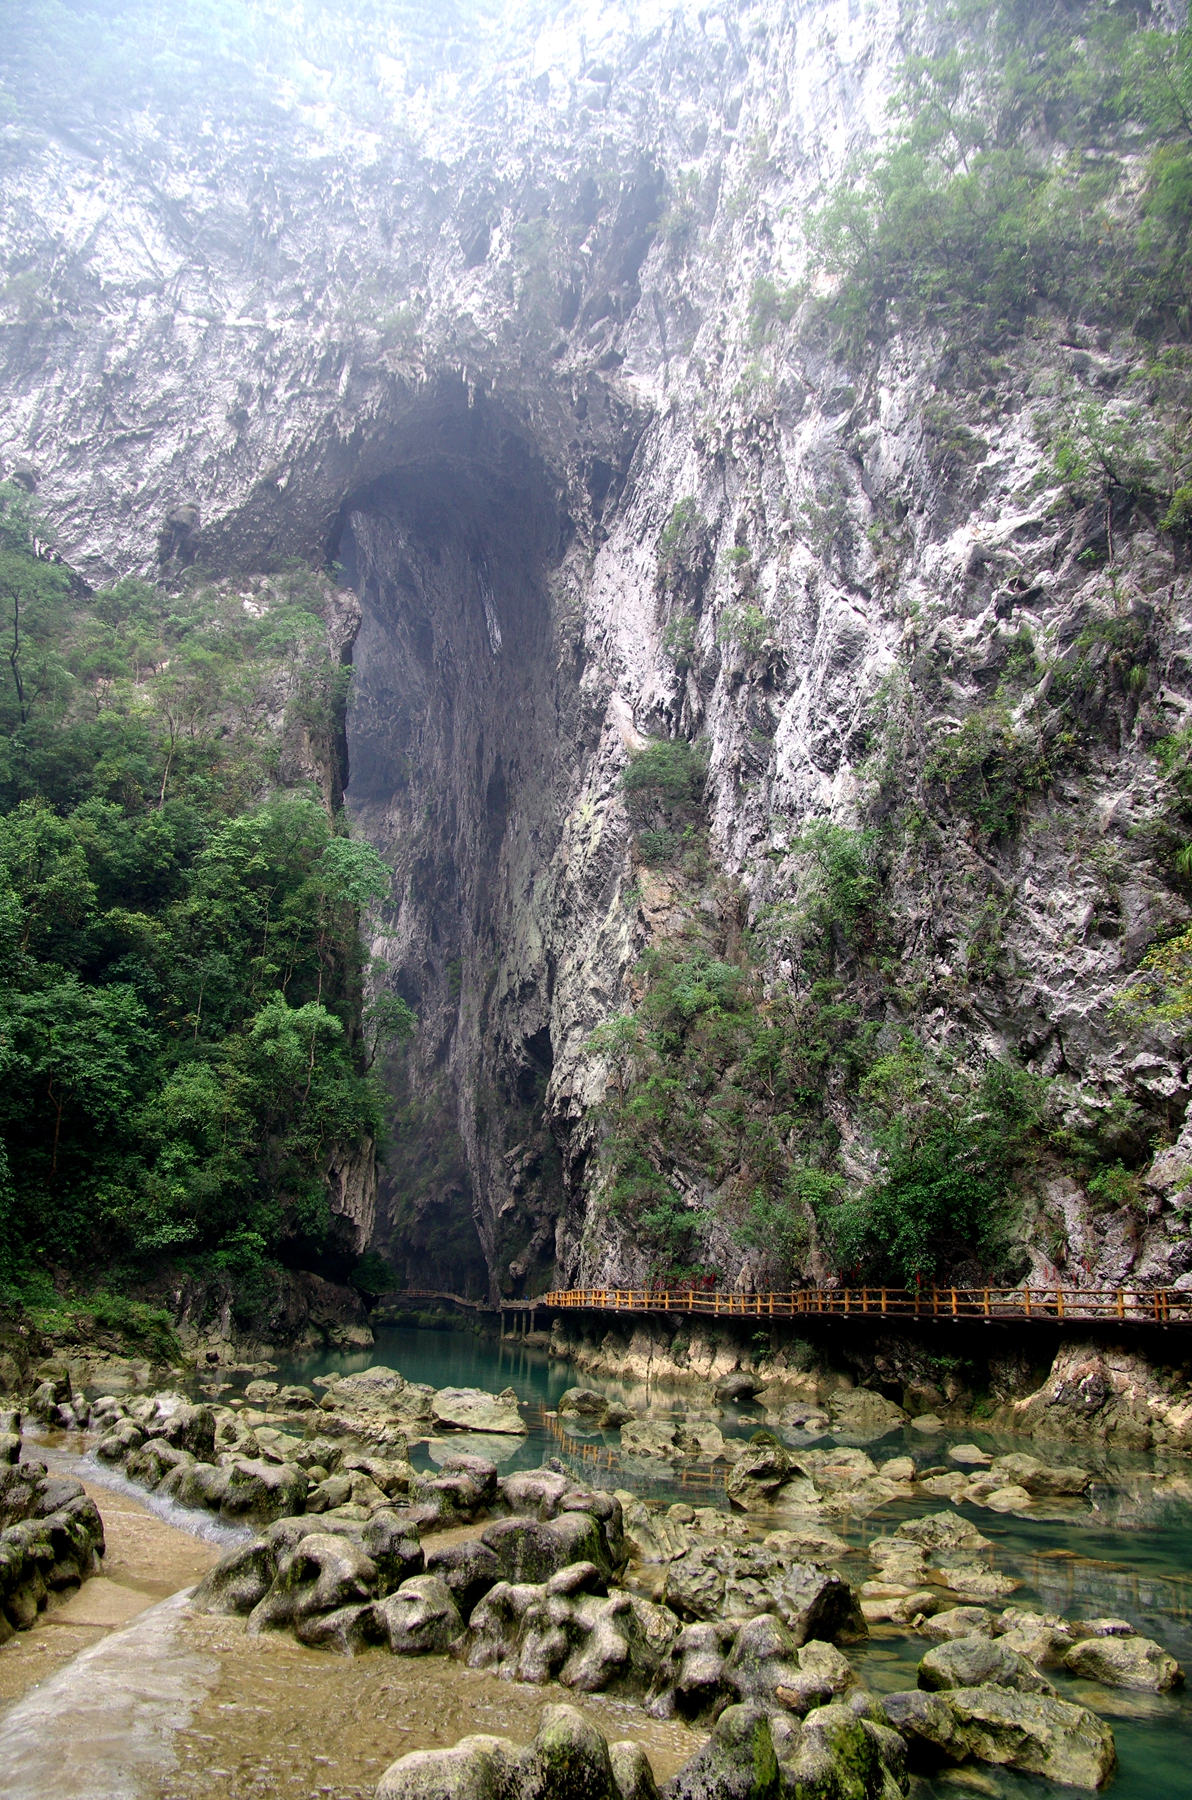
left=3, top=0, right=1191, bottom=1300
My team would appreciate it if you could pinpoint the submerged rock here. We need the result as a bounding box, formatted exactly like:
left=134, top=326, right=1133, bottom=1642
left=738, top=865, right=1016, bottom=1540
left=918, top=1607, right=996, bottom=1644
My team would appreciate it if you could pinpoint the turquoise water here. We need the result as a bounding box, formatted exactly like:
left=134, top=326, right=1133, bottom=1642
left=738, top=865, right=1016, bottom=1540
left=267, top=1324, right=1192, bottom=1798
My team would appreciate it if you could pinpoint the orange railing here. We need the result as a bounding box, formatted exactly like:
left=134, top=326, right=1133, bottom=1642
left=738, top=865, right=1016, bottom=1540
left=536, top=1285, right=1186, bottom=1325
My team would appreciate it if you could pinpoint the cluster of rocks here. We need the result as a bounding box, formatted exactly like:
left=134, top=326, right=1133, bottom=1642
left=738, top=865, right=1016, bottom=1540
left=0, top=1415, right=106, bottom=1641
left=567, top=1326, right=1192, bottom=1463
left=915, top=1594, right=1184, bottom=1694
left=188, top=1425, right=1169, bottom=1793
left=190, top=1456, right=878, bottom=1713
left=74, top=1366, right=529, bottom=1530
left=714, top=1429, right=1092, bottom=1525
left=371, top=1580, right=1136, bottom=1795
left=375, top=1699, right=908, bottom=1800
left=28, top=1354, right=1183, bottom=1796
left=872, top=1593, right=1185, bottom=1789
left=375, top=1704, right=662, bottom=1800
left=23, top=1353, right=1188, bottom=1800
left=860, top=1512, right=1022, bottom=1625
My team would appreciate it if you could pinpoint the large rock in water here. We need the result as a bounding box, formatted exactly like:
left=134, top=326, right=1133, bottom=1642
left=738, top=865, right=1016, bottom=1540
left=827, top=1389, right=909, bottom=1444
left=946, top=1686, right=1117, bottom=1789
left=918, top=1637, right=1057, bottom=1697
left=987, top=1453, right=1091, bottom=1497
left=1064, top=1634, right=1184, bottom=1692
left=725, top=1437, right=796, bottom=1509
left=432, top=1388, right=526, bottom=1434
left=558, top=1388, right=608, bottom=1416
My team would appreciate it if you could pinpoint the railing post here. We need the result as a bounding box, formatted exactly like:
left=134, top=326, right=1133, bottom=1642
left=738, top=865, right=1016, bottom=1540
left=881, top=1288, right=887, bottom=1314
left=1024, top=1287, right=1032, bottom=1319
left=1057, top=1289, right=1064, bottom=1320
left=932, top=1288, right=939, bottom=1317
left=951, top=1288, right=958, bottom=1317
left=983, top=1288, right=990, bottom=1319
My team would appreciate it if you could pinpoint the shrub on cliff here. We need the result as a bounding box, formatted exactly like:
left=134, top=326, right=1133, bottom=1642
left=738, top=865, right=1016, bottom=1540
left=810, top=4, right=1192, bottom=350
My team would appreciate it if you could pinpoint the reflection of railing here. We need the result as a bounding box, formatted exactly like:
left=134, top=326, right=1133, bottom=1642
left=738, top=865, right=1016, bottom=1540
left=540, top=1286, right=1190, bottom=1325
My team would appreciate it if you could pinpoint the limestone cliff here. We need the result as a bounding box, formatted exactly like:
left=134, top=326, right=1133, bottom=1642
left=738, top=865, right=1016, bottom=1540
left=3, top=0, right=1191, bottom=1302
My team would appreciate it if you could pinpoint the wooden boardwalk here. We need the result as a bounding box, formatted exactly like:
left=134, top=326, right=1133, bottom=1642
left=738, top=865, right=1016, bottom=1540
left=382, top=1283, right=1192, bottom=1328
left=535, top=1284, right=1191, bottom=1326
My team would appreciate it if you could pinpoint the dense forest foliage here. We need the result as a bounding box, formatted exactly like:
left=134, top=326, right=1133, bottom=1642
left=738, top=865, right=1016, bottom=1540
left=0, top=485, right=408, bottom=1306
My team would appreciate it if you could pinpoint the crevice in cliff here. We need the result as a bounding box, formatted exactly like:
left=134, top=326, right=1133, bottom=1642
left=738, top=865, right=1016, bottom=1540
left=333, top=382, right=582, bottom=1299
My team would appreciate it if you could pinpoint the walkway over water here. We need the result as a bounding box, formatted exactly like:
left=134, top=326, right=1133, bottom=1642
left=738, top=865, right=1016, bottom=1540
left=390, top=1284, right=1192, bottom=1326
left=538, top=1285, right=1191, bottom=1325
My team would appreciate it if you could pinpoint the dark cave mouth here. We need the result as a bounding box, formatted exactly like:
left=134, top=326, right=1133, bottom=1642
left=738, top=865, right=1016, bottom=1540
left=327, top=389, right=577, bottom=1295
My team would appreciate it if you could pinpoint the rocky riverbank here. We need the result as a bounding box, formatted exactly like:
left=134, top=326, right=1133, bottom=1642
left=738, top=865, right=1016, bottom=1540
left=12, top=1350, right=1190, bottom=1795
left=542, top=1315, right=1192, bottom=1455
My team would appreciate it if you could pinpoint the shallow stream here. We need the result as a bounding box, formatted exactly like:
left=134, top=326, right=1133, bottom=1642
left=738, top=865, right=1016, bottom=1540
left=20, top=1322, right=1192, bottom=1799
left=268, top=1323, right=1192, bottom=1798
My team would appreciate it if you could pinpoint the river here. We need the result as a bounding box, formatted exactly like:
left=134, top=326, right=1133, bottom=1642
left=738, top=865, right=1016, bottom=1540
left=10, top=1321, right=1192, bottom=1799
left=268, top=1322, right=1192, bottom=1799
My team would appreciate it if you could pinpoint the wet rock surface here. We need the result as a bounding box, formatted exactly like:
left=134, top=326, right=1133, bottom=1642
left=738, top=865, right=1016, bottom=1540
left=0, top=1449, right=106, bottom=1639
